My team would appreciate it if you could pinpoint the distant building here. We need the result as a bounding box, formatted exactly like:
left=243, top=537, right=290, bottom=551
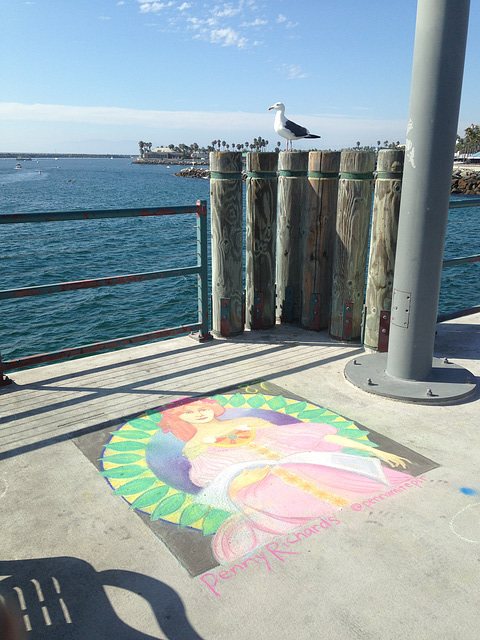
left=469, top=152, right=480, bottom=164
left=144, top=147, right=183, bottom=160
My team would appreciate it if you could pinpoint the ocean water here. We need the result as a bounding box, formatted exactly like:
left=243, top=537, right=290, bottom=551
left=0, top=157, right=478, bottom=363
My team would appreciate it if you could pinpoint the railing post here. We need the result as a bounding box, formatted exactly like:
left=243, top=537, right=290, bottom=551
left=329, top=150, right=375, bottom=341
left=245, top=152, right=278, bottom=329
left=195, top=200, right=212, bottom=341
left=364, top=149, right=404, bottom=350
left=301, top=151, right=341, bottom=331
left=276, top=151, right=309, bottom=323
left=0, top=352, right=12, bottom=387
left=210, top=152, right=244, bottom=336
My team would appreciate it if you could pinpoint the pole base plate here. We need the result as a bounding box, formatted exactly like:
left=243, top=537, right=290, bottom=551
left=345, top=353, right=476, bottom=404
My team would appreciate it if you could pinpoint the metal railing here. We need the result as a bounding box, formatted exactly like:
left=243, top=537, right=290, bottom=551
left=0, top=201, right=210, bottom=382
left=438, top=197, right=480, bottom=321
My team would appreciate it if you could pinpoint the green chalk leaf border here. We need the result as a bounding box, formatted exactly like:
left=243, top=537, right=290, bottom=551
left=100, top=392, right=377, bottom=536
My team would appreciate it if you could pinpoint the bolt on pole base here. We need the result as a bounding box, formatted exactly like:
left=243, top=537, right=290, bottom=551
left=345, top=353, right=476, bottom=404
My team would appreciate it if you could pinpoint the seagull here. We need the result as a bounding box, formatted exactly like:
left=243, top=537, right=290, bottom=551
left=268, top=102, right=321, bottom=151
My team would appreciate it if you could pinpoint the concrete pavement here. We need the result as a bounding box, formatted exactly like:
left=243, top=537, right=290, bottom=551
left=1, top=314, right=479, bottom=639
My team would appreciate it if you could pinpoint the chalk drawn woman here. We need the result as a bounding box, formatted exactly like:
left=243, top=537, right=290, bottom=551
left=146, top=398, right=413, bottom=562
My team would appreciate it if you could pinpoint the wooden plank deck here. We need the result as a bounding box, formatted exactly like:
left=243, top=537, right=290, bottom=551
left=0, top=327, right=361, bottom=458
left=1, top=315, right=478, bottom=460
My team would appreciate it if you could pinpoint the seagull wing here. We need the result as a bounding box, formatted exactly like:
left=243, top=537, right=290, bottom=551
left=285, top=119, right=309, bottom=137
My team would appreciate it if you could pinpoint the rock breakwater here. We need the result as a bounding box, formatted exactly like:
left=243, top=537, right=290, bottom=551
left=174, top=164, right=480, bottom=195
left=174, top=167, right=210, bottom=179
left=451, top=167, right=480, bottom=195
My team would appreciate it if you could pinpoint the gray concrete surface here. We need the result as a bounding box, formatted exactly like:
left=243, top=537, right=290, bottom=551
left=1, top=314, right=479, bottom=639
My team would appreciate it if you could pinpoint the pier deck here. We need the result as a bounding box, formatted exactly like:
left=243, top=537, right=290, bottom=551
left=1, top=314, right=479, bottom=639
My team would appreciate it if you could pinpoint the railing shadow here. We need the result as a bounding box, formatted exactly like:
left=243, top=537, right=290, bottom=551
left=0, top=556, right=204, bottom=640
left=1, top=315, right=478, bottom=460
left=0, top=332, right=364, bottom=460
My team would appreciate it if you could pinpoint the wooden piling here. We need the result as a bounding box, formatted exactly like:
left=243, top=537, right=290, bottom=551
left=210, top=151, right=244, bottom=336
left=364, top=149, right=404, bottom=350
left=329, top=150, right=375, bottom=341
left=245, top=152, right=278, bottom=329
left=301, top=151, right=341, bottom=330
left=276, top=151, right=309, bottom=323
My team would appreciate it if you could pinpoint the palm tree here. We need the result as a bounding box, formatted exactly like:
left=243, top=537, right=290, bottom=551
left=138, top=141, right=145, bottom=157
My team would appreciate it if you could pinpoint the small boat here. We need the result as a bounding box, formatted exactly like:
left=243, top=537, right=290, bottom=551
left=15, top=163, right=22, bottom=169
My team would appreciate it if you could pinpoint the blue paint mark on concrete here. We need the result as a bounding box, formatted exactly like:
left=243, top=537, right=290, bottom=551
left=460, top=487, right=477, bottom=495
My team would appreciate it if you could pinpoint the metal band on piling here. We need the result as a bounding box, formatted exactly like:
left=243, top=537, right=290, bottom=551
left=340, top=172, right=374, bottom=180
left=246, top=171, right=278, bottom=179
left=308, top=171, right=339, bottom=179
left=210, top=172, right=243, bottom=180
left=278, top=170, right=308, bottom=178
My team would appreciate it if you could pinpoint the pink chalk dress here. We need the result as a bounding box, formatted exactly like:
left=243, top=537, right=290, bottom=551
left=187, top=421, right=413, bottom=562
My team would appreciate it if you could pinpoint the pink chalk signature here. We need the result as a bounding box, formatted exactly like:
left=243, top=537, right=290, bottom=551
left=200, top=475, right=428, bottom=597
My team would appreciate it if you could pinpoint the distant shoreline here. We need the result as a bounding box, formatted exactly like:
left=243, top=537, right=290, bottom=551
left=0, top=153, right=135, bottom=159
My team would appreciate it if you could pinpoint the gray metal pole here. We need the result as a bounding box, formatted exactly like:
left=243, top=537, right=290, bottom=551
left=386, top=0, right=470, bottom=380
left=344, top=0, right=476, bottom=403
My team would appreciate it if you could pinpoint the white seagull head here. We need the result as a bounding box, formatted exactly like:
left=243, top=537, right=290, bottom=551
left=268, top=102, right=285, bottom=112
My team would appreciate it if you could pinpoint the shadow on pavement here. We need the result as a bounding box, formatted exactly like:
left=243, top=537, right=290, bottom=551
left=0, top=556, right=204, bottom=640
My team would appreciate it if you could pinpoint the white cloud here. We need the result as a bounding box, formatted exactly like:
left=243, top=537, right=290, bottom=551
left=280, top=64, right=308, bottom=80
left=0, top=102, right=271, bottom=132
left=240, top=18, right=267, bottom=27
left=209, top=27, right=247, bottom=48
left=285, top=20, right=298, bottom=29
left=187, top=16, right=216, bottom=29
left=139, top=1, right=174, bottom=13
left=212, top=3, right=243, bottom=18
left=134, top=1, right=293, bottom=52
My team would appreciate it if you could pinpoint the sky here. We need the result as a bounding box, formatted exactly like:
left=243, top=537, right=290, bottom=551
left=1, top=0, right=479, bottom=154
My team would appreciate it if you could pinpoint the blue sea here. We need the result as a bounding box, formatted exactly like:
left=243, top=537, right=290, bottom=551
left=0, top=157, right=478, bottom=364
